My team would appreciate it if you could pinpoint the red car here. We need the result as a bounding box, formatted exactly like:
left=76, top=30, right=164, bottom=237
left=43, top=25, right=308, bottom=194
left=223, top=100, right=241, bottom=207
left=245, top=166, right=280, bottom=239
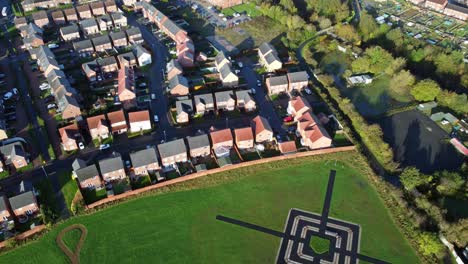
left=283, top=116, right=293, bottom=122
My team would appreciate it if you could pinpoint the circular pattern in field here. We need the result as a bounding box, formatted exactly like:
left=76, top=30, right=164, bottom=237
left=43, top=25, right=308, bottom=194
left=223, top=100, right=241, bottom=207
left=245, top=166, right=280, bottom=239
left=56, top=224, right=88, bottom=264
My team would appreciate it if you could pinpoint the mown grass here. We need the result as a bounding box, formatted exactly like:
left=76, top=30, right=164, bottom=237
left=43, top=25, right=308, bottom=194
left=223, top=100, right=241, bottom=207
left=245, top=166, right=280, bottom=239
left=0, top=152, right=419, bottom=263
left=57, top=170, right=78, bottom=211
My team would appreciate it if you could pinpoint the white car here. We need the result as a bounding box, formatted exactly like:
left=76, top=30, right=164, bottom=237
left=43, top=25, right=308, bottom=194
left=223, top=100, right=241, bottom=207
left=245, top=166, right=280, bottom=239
left=39, top=83, right=50, bottom=90
left=78, top=142, right=85, bottom=150
left=139, top=83, right=147, bottom=87
left=238, top=62, right=243, bottom=68
left=154, top=115, right=159, bottom=123
left=250, top=88, right=256, bottom=95
left=125, top=160, right=131, bottom=168
left=12, top=88, right=18, bottom=95
left=151, top=93, right=156, bottom=100
left=3, top=92, right=13, bottom=100
left=47, top=103, right=57, bottom=109
left=304, top=88, right=312, bottom=95
left=257, top=82, right=261, bottom=87
left=99, top=144, right=110, bottom=150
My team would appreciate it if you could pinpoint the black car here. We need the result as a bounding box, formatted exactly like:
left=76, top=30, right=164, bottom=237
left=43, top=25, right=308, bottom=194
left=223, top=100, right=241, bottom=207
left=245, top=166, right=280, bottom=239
left=44, top=96, right=55, bottom=103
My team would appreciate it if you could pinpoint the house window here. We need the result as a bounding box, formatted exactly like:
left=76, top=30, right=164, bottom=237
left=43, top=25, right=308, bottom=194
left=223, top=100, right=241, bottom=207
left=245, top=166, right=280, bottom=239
left=26, top=209, right=33, bottom=215
left=2, top=216, right=8, bottom=221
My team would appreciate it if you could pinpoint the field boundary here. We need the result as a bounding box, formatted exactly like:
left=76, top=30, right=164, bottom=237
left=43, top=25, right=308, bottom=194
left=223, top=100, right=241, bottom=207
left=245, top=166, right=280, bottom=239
left=0, top=225, right=46, bottom=249
left=87, top=146, right=356, bottom=209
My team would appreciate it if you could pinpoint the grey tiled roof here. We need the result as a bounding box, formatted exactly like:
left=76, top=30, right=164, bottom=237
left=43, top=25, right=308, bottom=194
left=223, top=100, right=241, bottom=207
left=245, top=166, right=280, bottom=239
left=125, top=27, right=141, bottom=37
left=75, top=164, right=99, bottom=182
left=169, top=74, right=188, bottom=89
left=73, top=39, right=93, bottom=51
left=0, top=142, right=26, bottom=164
left=194, top=93, right=213, bottom=106
left=9, top=191, right=35, bottom=210
left=264, top=52, right=280, bottom=65
left=0, top=196, right=7, bottom=212
left=97, top=56, right=117, bottom=66
left=176, top=99, right=193, bottom=114
left=130, top=147, right=159, bottom=168
left=235, top=90, right=254, bottom=104
left=80, top=18, right=98, bottom=28
left=60, top=24, right=80, bottom=35
left=162, top=19, right=182, bottom=36
left=92, top=35, right=111, bottom=46
left=187, top=134, right=210, bottom=150
left=287, top=71, right=308, bottom=83
left=446, top=3, right=468, bottom=14
left=158, top=139, right=186, bottom=158
left=268, top=75, right=288, bottom=86
left=109, top=31, right=127, bottom=41
left=98, top=156, right=123, bottom=175
left=72, top=158, right=86, bottom=171
left=219, top=63, right=236, bottom=80
left=215, top=90, right=235, bottom=103
left=167, top=59, right=182, bottom=73
left=258, top=42, right=275, bottom=56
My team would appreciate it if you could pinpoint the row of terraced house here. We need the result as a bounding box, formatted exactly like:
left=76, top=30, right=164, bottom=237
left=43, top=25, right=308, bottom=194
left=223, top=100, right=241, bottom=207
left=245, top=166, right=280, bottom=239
left=409, top=0, right=468, bottom=20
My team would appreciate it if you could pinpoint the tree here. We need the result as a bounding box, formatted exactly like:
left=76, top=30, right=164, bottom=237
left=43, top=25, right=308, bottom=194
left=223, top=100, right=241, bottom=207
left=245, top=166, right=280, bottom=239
left=389, top=70, right=415, bottom=97
left=318, top=17, right=332, bottom=29
left=434, top=51, right=464, bottom=76
left=436, top=90, right=468, bottom=115
left=400, top=167, right=430, bottom=191
left=359, top=12, right=379, bottom=40
left=385, top=57, right=406, bottom=75
left=280, top=0, right=298, bottom=14
left=351, top=46, right=394, bottom=74
left=435, top=171, right=465, bottom=196
left=335, top=24, right=360, bottom=44
left=410, top=79, right=441, bottom=102
left=418, top=232, right=443, bottom=256
left=386, top=28, right=405, bottom=50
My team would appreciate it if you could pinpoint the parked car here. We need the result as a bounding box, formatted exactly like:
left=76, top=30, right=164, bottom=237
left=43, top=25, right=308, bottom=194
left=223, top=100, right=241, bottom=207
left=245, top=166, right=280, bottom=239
left=39, top=83, right=50, bottom=90
left=78, top=142, right=85, bottom=150
left=304, top=88, right=312, bottom=95
left=44, top=96, right=55, bottom=103
left=238, top=62, right=243, bottom=68
left=99, top=144, right=110, bottom=150
left=47, top=103, right=57, bottom=110
left=3, top=92, right=13, bottom=100
left=250, top=88, right=256, bottom=95
left=125, top=160, right=131, bottom=168
left=12, top=88, right=18, bottom=95
left=283, top=116, right=293, bottom=123
left=151, top=93, right=156, bottom=100
left=154, top=115, right=159, bottom=123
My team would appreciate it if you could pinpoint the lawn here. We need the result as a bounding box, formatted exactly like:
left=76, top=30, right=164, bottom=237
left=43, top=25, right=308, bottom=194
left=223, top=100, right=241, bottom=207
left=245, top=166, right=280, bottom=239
left=57, top=170, right=78, bottom=211
left=221, top=2, right=262, bottom=17
left=0, top=152, right=419, bottom=263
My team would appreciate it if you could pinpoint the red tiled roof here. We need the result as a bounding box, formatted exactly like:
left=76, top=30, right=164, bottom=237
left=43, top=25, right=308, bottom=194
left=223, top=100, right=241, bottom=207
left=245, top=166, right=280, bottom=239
left=278, top=141, right=297, bottom=154
left=427, top=0, right=447, bottom=4
left=252, top=115, right=271, bottom=136
left=117, top=66, right=135, bottom=96
left=107, top=110, right=125, bottom=125
left=87, top=115, right=106, bottom=130
left=210, top=128, right=233, bottom=145
left=234, top=127, right=253, bottom=142
left=128, top=110, right=150, bottom=123
left=59, top=123, right=79, bottom=141
left=290, top=96, right=311, bottom=114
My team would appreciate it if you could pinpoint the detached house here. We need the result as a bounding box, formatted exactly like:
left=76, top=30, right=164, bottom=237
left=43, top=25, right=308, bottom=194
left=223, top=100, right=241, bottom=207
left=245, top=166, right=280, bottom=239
left=215, top=91, right=236, bottom=111
left=130, top=148, right=160, bottom=178
left=258, top=42, right=282, bottom=72
left=117, top=52, right=137, bottom=68
left=60, top=24, right=80, bottom=41
left=107, top=109, right=128, bottom=134
left=56, top=91, right=82, bottom=119
left=110, top=31, right=128, bottom=48
left=128, top=110, right=151, bottom=133
left=92, top=35, right=112, bottom=52
left=168, top=74, right=189, bottom=96
left=133, top=44, right=152, bottom=66
left=76, top=4, right=92, bottom=19
left=176, top=99, right=193, bottom=124
left=287, top=71, right=309, bottom=92
left=194, top=93, right=214, bottom=115
left=87, top=114, right=109, bottom=140
left=215, top=52, right=230, bottom=70
left=111, top=12, right=127, bottom=28
left=125, top=27, right=144, bottom=44
left=234, top=127, right=254, bottom=149
left=104, top=0, right=117, bottom=13
left=75, top=164, right=103, bottom=190
left=295, top=112, right=332, bottom=149
left=51, top=10, right=66, bottom=25
left=90, top=1, right=106, bottom=16
left=80, top=18, right=99, bottom=36
left=210, top=129, right=233, bottom=151
left=158, top=139, right=188, bottom=167
left=288, top=96, right=312, bottom=119
left=32, top=11, right=49, bottom=28
left=219, top=64, right=239, bottom=87
left=117, top=66, right=136, bottom=109
left=0, top=142, right=28, bottom=169
left=187, top=134, right=210, bottom=158
left=99, top=156, right=126, bottom=183
left=64, top=8, right=79, bottom=23
left=166, top=59, right=183, bottom=80
left=235, top=90, right=256, bottom=112
left=251, top=115, right=273, bottom=143
left=278, top=141, right=297, bottom=155
left=59, top=123, right=81, bottom=151
left=266, top=75, right=288, bottom=95
left=9, top=191, right=39, bottom=218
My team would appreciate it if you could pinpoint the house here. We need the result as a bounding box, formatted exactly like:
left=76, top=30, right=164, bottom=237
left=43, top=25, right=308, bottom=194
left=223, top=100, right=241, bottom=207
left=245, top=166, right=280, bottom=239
left=97, top=56, right=119, bottom=73
left=20, top=22, right=41, bottom=38
left=130, top=148, right=160, bottom=178
left=444, top=3, right=468, bottom=21
left=409, top=0, right=425, bottom=4
left=168, top=74, right=189, bottom=96
left=76, top=4, right=92, bottom=19
left=128, top=110, right=151, bottom=133
left=0, top=142, right=28, bottom=169
left=117, top=52, right=137, bottom=68
left=35, top=46, right=60, bottom=76
left=75, top=164, right=103, bottom=190
left=194, top=93, right=215, bottom=115
left=22, top=0, right=54, bottom=12
left=117, top=66, right=136, bottom=109
left=14, top=17, right=27, bottom=30
left=235, top=90, right=256, bottom=112
left=210, top=128, right=233, bottom=151
left=82, top=60, right=99, bottom=81
left=99, top=156, right=126, bottom=182
left=347, top=74, right=372, bottom=85
left=64, top=8, right=79, bottom=23
left=177, top=40, right=195, bottom=67
left=56, top=92, right=82, bottom=119
left=60, top=24, right=80, bottom=41
left=110, top=31, right=128, bottom=48
left=32, top=11, right=49, bottom=28
left=219, top=64, right=239, bottom=87
left=22, top=23, right=44, bottom=49
left=251, top=115, right=273, bottom=143
left=0, top=196, right=11, bottom=223
left=295, top=112, right=332, bottom=149
left=266, top=75, right=288, bottom=95
left=51, top=10, right=66, bottom=25
left=9, top=191, right=39, bottom=218
left=87, top=114, right=109, bottom=140
left=133, top=44, right=152, bottom=66
left=187, top=134, right=210, bottom=158
left=166, top=59, right=183, bottom=80
left=125, top=27, right=144, bottom=44
left=258, top=42, right=282, bottom=72
left=111, top=12, right=127, bottom=28
left=123, top=0, right=136, bottom=6
left=59, top=123, right=80, bottom=151
left=74, top=39, right=95, bottom=56
left=97, top=14, right=114, bottom=31
left=234, top=127, right=254, bottom=149
left=80, top=18, right=100, bottom=36
left=176, top=99, right=193, bottom=124
left=288, top=96, right=312, bottom=120
left=92, top=35, right=112, bottom=52
left=215, top=51, right=230, bottom=70
left=90, top=1, right=106, bottom=16
left=107, top=110, right=128, bottom=134
left=215, top=91, right=236, bottom=111
left=104, top=0, right=117, bottom=13
left=161, top=18, right=188, bottom=44
left=205, top=0, right=243, bottom=9
left=425, top=0, right=448, bottom=11
left=278, top=141, right=297, bottom=155
left=287, top=71, right=309, bottom=92
left=158, top=139, right=187, bottom=167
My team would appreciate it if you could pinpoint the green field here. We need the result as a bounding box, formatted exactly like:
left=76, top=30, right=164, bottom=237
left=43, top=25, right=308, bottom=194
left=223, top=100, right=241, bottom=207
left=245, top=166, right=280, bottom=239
left=221, top=2, right=262, bottom=17
left=0, top=153, right=419, bottom=263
